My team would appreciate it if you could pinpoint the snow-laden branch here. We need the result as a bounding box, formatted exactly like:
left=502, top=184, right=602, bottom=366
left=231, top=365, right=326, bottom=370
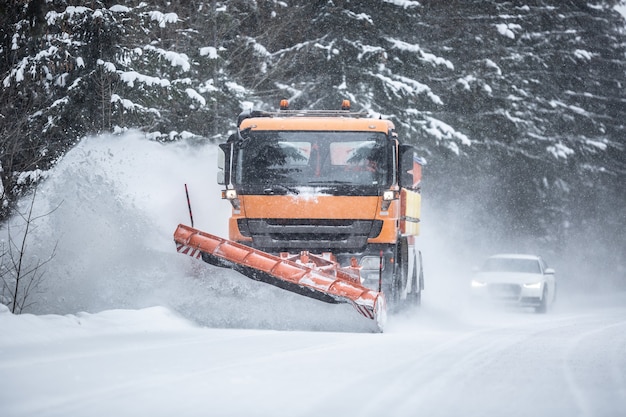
left=144, top=46, right=191, bottom=72
left=383, top=0, right=421, bottom=9
left=385, top=38, right=454, bottom=70
left=368, top=72, right=443, bottom=105
left=147, top=11, right=179, bottom=28
left=421, top=116, right=471, bottom=155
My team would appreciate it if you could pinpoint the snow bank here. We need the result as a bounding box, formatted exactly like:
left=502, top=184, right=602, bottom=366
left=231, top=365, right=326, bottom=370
left=0, top=305, right=196, bottom=347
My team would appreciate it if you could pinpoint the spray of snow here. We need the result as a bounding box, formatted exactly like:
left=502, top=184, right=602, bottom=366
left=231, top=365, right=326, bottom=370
left=1, top=132, right=377, bottom=331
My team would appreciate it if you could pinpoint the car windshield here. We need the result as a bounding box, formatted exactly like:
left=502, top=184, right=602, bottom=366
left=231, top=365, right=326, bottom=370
left=481, top=258, right=541, bottom=274
left=234, top=131, right=390, bottom=188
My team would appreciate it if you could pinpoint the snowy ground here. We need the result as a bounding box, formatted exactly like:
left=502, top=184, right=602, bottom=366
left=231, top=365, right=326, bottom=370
left=2, top=296, right=625, bottom=417
left=1, top=133, right=625, bottom=416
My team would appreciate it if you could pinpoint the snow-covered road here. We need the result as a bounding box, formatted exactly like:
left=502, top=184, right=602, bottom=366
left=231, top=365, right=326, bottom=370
left=1, top=295, right=625, bottom=417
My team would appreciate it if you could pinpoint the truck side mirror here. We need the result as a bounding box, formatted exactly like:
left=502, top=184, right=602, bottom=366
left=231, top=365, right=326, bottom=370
left=217, top=142, right=231, bottom=185
left=398, top=144, right=426, bottom=190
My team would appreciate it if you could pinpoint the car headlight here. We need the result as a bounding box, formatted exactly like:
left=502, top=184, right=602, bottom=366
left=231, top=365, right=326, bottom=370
left=523, top=282, right=542, bottom=289
left=471, top=280, right=487, bottom=288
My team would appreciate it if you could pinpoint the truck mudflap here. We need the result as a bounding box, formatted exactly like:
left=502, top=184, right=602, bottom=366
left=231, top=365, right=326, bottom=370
left=174, top=224, right=386, bottom=332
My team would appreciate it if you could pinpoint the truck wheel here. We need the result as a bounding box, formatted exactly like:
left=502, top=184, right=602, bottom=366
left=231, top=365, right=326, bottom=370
left=392, top=237, right=410, bottom=306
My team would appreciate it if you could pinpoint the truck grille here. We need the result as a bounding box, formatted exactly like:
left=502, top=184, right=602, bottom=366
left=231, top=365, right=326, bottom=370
left=238, top=219, right=383, bottom=251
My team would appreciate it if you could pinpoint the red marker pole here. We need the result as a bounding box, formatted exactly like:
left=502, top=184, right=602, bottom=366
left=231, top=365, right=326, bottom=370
left=184, top=184, right=194, bottom=227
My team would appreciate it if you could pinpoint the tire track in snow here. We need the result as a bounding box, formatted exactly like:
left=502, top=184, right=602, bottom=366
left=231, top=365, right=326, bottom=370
left=297, top=315, right=520, bottom=416
left=299, top=308, right=626, bottom=417
left=560, top=314, right=626, bottom=417
left=5, top=329, right=351, bottom=417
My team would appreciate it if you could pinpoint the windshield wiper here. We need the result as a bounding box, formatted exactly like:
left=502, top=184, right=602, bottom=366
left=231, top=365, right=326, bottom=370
left=307, top=180, right=352, bottom=185
left=263, top=185, right=300, bottom=195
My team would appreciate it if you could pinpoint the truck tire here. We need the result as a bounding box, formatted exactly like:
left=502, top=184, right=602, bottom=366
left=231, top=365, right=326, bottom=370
left=392, top=237, right=410, bottom=306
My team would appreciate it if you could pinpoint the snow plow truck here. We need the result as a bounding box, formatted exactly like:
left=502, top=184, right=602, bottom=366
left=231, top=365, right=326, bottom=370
left=174, top=100, right=425, bottom=332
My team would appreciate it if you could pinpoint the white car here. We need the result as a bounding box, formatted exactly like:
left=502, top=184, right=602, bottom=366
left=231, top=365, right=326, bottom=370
left=470, top=254, right=556, bottom=313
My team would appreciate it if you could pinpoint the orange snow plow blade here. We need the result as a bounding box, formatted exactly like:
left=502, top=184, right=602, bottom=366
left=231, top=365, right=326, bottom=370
left=174, top=224, right=386, bottom=331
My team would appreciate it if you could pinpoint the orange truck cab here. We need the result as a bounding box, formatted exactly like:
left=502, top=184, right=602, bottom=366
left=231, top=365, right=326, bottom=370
left=217, top=101, right=425, bottom=306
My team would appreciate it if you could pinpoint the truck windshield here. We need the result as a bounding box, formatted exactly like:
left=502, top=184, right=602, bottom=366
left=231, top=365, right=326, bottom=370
left=234, top=131, right=390, bottom=191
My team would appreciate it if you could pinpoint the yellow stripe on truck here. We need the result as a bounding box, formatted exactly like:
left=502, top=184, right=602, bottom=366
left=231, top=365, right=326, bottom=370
left=400, top=189, right=421, bottom=236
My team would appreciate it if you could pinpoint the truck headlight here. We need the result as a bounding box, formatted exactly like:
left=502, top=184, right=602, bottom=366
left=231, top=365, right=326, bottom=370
left=523, top=282, right=542, bottom=289
left=224, top=189, right=238, bottom=199
left=471, top=280, right=487, bottom=288
left=381, top=190, right=398, bottom=211
left=383, top=190, right=397, bottom=201
left=222, top=189, right=240, bottom=210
